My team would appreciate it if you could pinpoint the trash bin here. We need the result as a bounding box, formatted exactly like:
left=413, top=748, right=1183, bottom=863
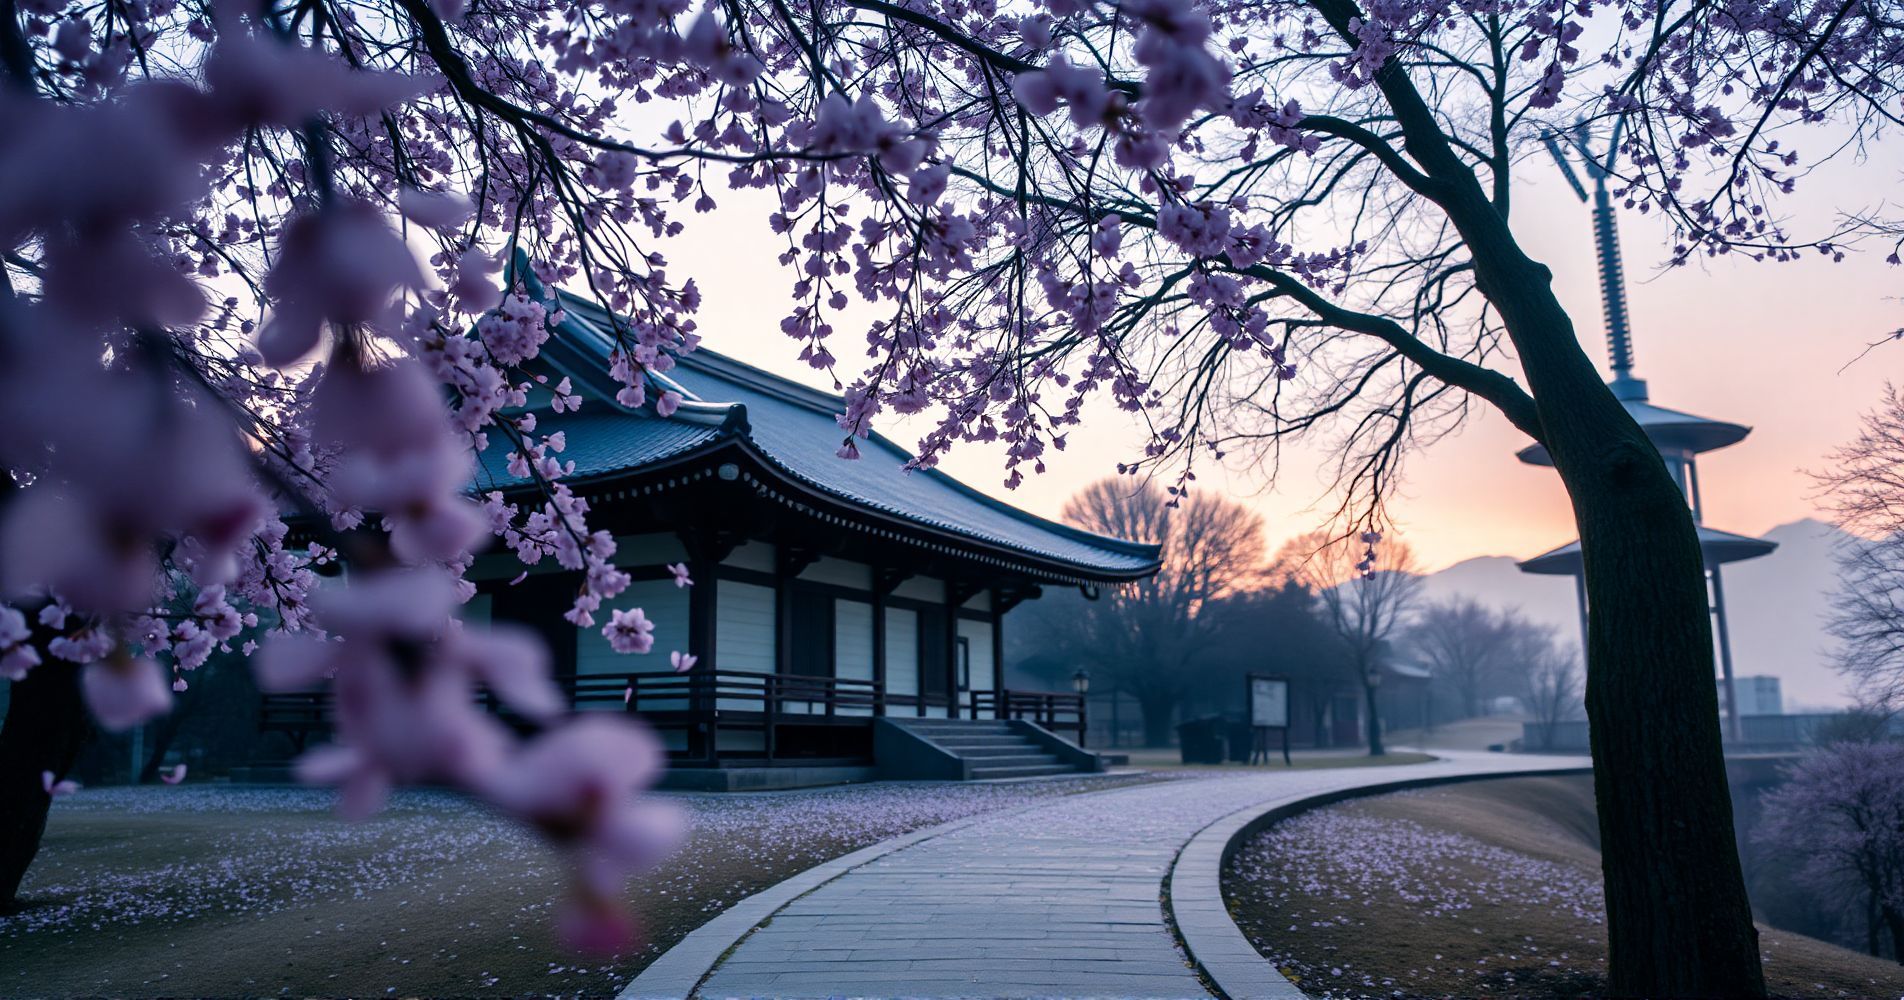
left=1176, top=716, right=1225, bottom=765
left=1226, top=719, right=1255, bottom=763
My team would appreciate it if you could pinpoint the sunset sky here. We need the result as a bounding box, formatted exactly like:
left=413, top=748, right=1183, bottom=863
left=658, top=146, right=1902, bottom=573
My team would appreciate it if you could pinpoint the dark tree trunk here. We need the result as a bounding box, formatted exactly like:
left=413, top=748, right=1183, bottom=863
left=1280, top=12, right=1767, bottom=989
left=0, top=660, right=88, bottom=909
left=1478, top=250, right=1764, bottom=997
left=1136, top=691, right=1176, bottom=748
left=1885, top=907, right=1904, bottom=966
left=1868, top=889, right=1882, bottom=958
left=138, top=702, right=187, bottom=784
left=1362, top=680, right=1384, bottom=756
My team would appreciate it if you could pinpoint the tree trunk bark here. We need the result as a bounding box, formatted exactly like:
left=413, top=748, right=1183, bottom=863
left=1869, top=889, right=1884, bottom=958
left=0, top=660, right=88, bottom=909
left=1475, top=247, right=1764, bottom=997
left=1885, top=907, right=1904, bottom=965
left=1283, top=26, right=1766, bottom=990
left=1137, top=692, right=1176, bottom=747
left=1363, top=680, right=1384, bottom=756
left=138, top=707, right=185, bottom=784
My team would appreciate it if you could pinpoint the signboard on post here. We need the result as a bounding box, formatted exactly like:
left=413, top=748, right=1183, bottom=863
left=1246, top=673, right=1292, bottom=766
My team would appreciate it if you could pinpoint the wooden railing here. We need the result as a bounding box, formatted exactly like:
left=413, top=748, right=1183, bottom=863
left=969, top=688, right=1087, bottom=742
left=260, top=673, right=1085, bottom=761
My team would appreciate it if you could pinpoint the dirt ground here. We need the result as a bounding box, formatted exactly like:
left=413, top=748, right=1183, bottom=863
left=3, top=773, right=1161, bottom=998
left=1385, top=715, right=1530, bottom=752
left=1224, top=775, right=1904, bottom=1000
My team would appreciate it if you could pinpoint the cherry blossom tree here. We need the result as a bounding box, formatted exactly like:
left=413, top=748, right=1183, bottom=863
left=0, top=0, right=1896, bottom=988
left=1757, top=742, right=1904, bottom=964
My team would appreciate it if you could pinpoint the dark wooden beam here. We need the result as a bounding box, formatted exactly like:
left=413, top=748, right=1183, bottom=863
left=989, top=587, right=1006, bottom=720
left=993, top=582, right=1043, bottom=616
left=777, top=544, right=822, bottom=579
left=944, top=585, right=964, bottom=719
left=948, top=579, right=985, bottom=608
left=688, top=552, right=719, bottom=765
left=875, top=566, right=914, bottom=597
left=872, top=567, right=889, bottom=717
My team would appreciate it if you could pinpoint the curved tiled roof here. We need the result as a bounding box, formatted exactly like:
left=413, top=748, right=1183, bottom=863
left=488, top=269, right=1161, bottom=582
left=1518, top=524, right=1776, bottom=575
left=1516, top=397, right=1751, bottom=466
left=472, top=410, right=725, bottom=491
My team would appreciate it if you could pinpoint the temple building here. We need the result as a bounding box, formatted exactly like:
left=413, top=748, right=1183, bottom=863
left=266, top=280, right=1160, bottom=789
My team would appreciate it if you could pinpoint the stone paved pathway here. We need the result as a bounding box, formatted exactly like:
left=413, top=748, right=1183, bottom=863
left=652, top=751, right=1588, bottom=1000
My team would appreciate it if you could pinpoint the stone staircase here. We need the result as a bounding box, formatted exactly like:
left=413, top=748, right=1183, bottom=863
left=888, top=718, right=1094, bottom=779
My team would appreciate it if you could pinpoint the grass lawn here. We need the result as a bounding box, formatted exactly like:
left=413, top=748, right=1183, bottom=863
left=4, top=773, right=1164, bottom=998
left=1224, top=775, right=1904, bottom=999
left=1118, top=747, right=1438, bottom=772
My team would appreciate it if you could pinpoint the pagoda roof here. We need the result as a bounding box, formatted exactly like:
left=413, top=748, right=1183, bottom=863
left=473, top=275, right=1162, bottom=585
left=1516, top=398, right=1751, bottom=466
left=1518, top=524, right=1776, bottom=575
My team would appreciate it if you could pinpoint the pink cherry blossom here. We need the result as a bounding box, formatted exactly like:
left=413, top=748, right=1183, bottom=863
left=603, top=607, right=656, bottom=655
left=313, top=357, right=485, bottom=566
left=398, top=187, right=474, bottom=231
left=0, top=0, right=1890, bottom=961
left=81, top=657, right=173, bottom=731
left=0, top=605, right=41, bottom=681
left=259, top=201, right=424, bottom=366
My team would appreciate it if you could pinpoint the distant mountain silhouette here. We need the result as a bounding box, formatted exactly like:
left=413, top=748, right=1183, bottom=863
left=1416, top=518, right=1856, bottom=709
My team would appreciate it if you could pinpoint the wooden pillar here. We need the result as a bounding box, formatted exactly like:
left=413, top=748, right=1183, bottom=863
left=872, top=571, right=888, bottom=717
left=774, top=559, right=795, bottom=679
left=770, top=559, right=792, bottom=763
left=989, top=589, right=1006, bottom=721
left=688, top=555, right=719, bottom=765
left=944, top=587, right=962, bottom=719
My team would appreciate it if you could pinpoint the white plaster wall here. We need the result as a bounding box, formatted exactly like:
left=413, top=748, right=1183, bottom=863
left=717, top=580, right=776, bottom=711
left=884, top=607, right=919, bottom=700
left=958, top=618, right=995, bottom=693
left=576, top=580, right=691, bottom=711
left=835, top=599, right=876, bottom=716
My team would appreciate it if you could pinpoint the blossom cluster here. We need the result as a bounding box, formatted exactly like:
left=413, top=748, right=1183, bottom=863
left=0, top=0, right=1892, bottom=953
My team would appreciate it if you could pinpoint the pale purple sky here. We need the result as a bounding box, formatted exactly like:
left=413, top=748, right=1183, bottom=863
left=659, top=150, right=1902, bottom=572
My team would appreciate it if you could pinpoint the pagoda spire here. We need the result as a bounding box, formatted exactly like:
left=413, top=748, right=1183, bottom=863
left=1542, top=122, right=1647, bottom=402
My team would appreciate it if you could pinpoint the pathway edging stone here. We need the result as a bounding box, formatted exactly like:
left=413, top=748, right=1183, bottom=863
left=1166, top=762, right=1593, bottom=1000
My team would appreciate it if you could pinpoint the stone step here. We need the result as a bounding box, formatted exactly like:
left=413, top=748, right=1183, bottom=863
left=965, top=753, right=1062, bottom=769
left=969, top=763, right=1079, bottom=780
left=898, top=720, right=1016, bottom=733
left=947, top=744, right=1044, bottom=758
left=930, top=734, right=1028, bottom=748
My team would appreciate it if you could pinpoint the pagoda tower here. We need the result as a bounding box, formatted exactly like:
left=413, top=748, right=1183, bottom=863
left=1515, top=126, right=1774, bottom=740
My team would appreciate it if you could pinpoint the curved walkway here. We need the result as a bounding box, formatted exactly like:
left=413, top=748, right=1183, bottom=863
left=624, top=751, right=1589, bottom=1000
